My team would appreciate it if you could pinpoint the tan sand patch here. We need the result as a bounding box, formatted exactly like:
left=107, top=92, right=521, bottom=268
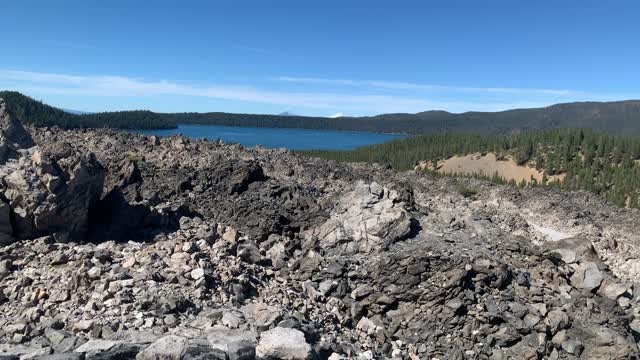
left=416, top=152, right=565, bottom=184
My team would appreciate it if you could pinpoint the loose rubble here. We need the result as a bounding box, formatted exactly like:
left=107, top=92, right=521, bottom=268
left=0, top=98, right=639, bottom=359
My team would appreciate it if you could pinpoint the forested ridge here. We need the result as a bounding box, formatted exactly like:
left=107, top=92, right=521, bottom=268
left=2, top=90, right=640, bottom=134
left=0, top=91, right=369, bottom=131
left=299, top=129, right=640, bottom=208
left=0, top=91, right=175, bottom=129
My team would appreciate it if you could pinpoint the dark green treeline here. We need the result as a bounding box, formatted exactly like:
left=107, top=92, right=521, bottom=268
left=0, top=91, right=175, bottom=129
left=3, top=90, right=640, bottom=135
left=299, top=129, right=640, bottom=208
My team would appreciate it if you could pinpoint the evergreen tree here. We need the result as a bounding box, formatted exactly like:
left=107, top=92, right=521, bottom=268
left=301, top=128, right=640, bottom=209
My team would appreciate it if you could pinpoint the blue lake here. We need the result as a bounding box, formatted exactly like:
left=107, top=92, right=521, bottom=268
left=135, top=124, right=406, bottom=150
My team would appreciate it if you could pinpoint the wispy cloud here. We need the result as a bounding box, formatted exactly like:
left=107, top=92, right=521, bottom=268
left=1, top=69, right=618, bottom=115
left=276, top=76, right=581, bottom=96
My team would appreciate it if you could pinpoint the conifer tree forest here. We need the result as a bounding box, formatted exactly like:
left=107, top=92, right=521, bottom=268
left=0, top=91, right=175, bottom=130
left=300, top=129, right=640, bottom=208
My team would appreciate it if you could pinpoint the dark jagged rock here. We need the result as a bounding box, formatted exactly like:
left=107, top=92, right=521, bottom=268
left=0, top=104, right=106, bottom=241
left=88, top=159, right=192, bottom=242
left=0, top=99, right=34, bottom=165
left=0, top=120, right=639, bottom=359
left=0, top=200, right=13, bottom=246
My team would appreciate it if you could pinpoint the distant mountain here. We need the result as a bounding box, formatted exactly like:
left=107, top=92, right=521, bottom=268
left=345, top=100, right=640, bottom=134
left=278, top=111, right=298, bottom=116
left=330, top=112, right=345, bottom=118
left=2, top=90, right=640, bottom=135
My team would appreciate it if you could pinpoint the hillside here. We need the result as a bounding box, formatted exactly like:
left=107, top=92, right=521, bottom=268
left=171, top=100, right=640, bottom=134
left=363, top=100, right=640, bottom=134
left=3, top=90, right=640, bottom=134
left=300, top=128, right=640, bottom=208
left=0, top=91, right=175, bottom=129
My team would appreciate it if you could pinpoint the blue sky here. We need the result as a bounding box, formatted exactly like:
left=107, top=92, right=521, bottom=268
left=1, top=0, right=639, bottom=116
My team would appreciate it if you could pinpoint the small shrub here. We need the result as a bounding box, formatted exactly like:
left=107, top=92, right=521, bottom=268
left=457, top=185, right=478, bottom=198
left=127, top=152, right=141, bottom=164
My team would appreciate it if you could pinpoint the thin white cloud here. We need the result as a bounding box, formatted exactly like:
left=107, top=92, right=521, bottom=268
left=0, top=69, right=597, bottom=114
left=276, top=76, right=580, bottom=96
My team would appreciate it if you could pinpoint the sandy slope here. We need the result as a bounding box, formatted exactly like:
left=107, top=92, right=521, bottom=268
left=417, top=152, right=565, bottom=184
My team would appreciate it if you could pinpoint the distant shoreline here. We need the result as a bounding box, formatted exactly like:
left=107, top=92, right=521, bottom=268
left=143, top=123, right=412, bottom=137
left=132, top=123, right=407, bottom=151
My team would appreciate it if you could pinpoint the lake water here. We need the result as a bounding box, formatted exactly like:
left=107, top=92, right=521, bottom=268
left=136, top=124, right=406, bottom=150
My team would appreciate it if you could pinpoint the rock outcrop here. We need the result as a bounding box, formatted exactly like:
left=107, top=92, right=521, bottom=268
left=0, top=127, right=105, bottom=241
left=305, top=181, right=414, bottom=255
left=1, top=113, right=639, bottom=359
left=0, top=99, right=34, bottom=165
left=0, top=103, right=105, bottom=242
left=256, top=327, right=312, bottom=359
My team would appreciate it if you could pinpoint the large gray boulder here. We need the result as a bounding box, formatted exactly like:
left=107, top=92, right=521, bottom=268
left=136, top=335, right=186, bottom=360
left=543, top=237, right=601, bottom=264
left=304, top=181, right=414, bottom=254
left=255, top=327, right=312, bottom=360
left=570, top=261, right=605, bottom=291
left=543, top=237, right=613, bottom=292
left=206, top=326, right=257, bottom=357
left=241, top=303, right=282, bottom=331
